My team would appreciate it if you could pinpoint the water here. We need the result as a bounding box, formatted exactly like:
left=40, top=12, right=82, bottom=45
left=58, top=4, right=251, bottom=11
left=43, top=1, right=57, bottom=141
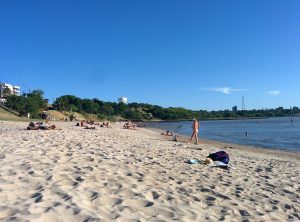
left=147, top=117, right=300, bottom=152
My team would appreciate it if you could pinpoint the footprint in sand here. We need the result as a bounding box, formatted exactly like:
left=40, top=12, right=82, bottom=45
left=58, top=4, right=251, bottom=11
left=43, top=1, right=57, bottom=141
left=145, top=191, right=160, bottom=201
left=123, top=199, right=154, bottom=208
left=199, top=187, right=210, bottom=193
left=55, top=191, right=72, bottom=201
left=239, top=209, right=250, bottom=217
left=31, top=192, right=43, bottom=203
left=93, top=196, right=123, bottom=207
left=75, top=176, right=85, bottom=183
left=89, top=192, right=99, bottom=201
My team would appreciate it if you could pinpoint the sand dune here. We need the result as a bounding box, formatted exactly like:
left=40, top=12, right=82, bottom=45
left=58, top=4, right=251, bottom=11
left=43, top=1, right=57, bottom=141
left=0, top=121, right=299, bottom=221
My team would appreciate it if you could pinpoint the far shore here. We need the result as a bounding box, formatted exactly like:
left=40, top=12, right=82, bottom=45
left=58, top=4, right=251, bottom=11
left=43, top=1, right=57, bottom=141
left=142, top=116, right=268, bottom=122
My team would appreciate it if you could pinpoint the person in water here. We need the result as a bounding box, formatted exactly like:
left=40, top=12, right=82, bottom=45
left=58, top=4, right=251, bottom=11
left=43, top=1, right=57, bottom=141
left=189, top=118, right=199, bottom=144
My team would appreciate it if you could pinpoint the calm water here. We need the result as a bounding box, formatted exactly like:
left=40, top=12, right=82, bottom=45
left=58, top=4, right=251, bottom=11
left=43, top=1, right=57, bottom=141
left=147, top=117, right=300, bottom=152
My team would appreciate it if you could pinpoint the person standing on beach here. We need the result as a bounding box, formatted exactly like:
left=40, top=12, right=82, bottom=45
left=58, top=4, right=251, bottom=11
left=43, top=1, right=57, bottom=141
left=189, top=118, right=199, bottom=144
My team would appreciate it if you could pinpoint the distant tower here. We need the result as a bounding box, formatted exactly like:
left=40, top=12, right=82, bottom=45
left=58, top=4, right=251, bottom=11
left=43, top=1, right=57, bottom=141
left=242, top=96, right=245, bottom=110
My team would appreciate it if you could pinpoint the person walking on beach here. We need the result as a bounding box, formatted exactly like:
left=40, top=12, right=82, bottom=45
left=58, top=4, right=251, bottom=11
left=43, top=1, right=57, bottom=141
left=189, top=118, right=199, bottom=144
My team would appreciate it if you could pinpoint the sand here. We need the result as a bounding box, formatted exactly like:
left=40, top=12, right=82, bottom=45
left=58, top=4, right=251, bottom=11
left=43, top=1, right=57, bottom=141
left=0, top=120, right=299, bottom=222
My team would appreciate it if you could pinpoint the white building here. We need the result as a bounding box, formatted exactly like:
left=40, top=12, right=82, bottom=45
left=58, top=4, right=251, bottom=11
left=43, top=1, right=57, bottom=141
left=118, top=96, right=128, bottom=104
left=0, top=98, right=6, bottom=105
left=0, top=83, right=21, bottom=97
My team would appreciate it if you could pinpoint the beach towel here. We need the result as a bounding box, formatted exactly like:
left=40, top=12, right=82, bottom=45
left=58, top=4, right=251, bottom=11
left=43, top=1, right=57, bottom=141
left=207, top=161, right=229, bottom=169
left=186, top=159, right=202, bottom=164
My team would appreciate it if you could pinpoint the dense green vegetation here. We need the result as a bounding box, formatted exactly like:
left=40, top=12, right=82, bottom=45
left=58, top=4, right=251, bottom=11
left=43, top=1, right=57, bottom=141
left=4, top=90, right=47, bottom=119
left=3, top=92, right=300, bottom=120
left=52, top=95, right=300, bottom=121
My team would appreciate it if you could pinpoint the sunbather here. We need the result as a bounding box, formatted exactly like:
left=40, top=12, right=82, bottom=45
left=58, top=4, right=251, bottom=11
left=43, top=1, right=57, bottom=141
left=26, top=122, right=57, bottom=130
left=84, top=125, right=96, bottom=130
left=161, top=130, right=173, bottom=136
left=101, top=121, right=112, bottom=128
left=123, top=121, right=136, bottom=130
left=27, top=122, right=39, bottom=130
left=80, top=120, right=85, bottom=127
left=172, top=135, right=179, bottom=141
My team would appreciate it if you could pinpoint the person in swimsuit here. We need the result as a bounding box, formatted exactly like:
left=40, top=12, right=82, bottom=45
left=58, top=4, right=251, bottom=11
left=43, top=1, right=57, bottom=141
left=189, top=118, right=199, bottom=144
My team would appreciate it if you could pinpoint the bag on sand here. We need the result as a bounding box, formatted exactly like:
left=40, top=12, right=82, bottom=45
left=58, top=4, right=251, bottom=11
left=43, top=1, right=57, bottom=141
left=207, top=151, right=229, bottom=164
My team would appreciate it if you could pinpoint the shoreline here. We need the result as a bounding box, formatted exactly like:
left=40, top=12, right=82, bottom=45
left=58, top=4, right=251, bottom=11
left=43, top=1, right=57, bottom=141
left=146, top=117, right=300, bottom=153
left=145, top=126, right=300, bottom=160
left=0, top=121, right=299, bottom=221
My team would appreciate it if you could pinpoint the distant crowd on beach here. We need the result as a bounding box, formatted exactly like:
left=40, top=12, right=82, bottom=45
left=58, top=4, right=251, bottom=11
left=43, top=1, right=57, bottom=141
left=26, top=119, right=144, bottom=131
left=26, top=116, right=200, bottom=147
left=74, top=120, right=112, bottom=129
left=25, top=117, right=231, bottom=168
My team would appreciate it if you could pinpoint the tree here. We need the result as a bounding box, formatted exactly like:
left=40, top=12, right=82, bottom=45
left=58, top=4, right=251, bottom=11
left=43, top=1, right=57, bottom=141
left=116, top=103, right=128, bottom=115
left=5, top=89, right=47, bottom=118
left=100, top=103, right=114, bottom=116
left=125, top=110, right=143, bottom=120
left=53, top=95, right=81, bottom=111
left=1, top=87, right=12, bottom=98
left=5, top=95, right=27, bottom=114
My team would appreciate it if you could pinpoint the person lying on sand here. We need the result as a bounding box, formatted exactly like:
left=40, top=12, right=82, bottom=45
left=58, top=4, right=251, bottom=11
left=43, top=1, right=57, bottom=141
left=100, top=121, right=112, bottom=128
left=161, top=130, right=173, bottom=136
left=27, top=122, right=57, bottom=130
left=123, top=121, right=136, bottom=130
left=80, top=120, right=86, bottom=127
left=27, top=122, right=39, bottom=130
left=86, top=120, right=95, bottom=125
left=172, top=135, right=179, bottom=142
left=84, top=125, right=96, bottom=130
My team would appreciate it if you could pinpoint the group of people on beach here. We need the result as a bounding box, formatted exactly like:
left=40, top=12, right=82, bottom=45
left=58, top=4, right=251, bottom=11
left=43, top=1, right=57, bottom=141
left=27, top=119, right=140, bottom=131
left=161, top=130, right=179, bottom=141
left=26, top=117, right=199, bottom=142
left=123, top=120, right=136, bottom=130
left=74, top=120, right=112, bottom=129
left=26, top=121, right=57, bottom=130
left=161, top=117, right=199, bottom=144
left=25, top=117, right=228, bottom=167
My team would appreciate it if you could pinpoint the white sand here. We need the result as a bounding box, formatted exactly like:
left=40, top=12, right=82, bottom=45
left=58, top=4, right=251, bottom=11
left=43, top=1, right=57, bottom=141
left=0, top=121, right=299, bottom=222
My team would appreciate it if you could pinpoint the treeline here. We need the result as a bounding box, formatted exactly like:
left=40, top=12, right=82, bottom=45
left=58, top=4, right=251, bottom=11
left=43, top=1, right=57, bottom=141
left=3, top=91, right=300, bottom=120
left=52, top=95, right=300, bottom=120
left=4, top=90, right=47, bottom=118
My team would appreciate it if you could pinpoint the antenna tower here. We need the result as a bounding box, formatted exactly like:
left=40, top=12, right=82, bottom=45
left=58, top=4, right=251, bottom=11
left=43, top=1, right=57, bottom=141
left=242, top=96, right=245, bottom=110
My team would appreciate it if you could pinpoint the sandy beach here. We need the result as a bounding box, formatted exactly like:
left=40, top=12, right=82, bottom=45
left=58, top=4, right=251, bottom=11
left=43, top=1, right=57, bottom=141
left=0, top=121, right=299, bottom=222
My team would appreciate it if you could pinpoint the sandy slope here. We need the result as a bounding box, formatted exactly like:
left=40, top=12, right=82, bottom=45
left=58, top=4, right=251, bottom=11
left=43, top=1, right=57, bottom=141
left=0, top=121, right=299, bottom=222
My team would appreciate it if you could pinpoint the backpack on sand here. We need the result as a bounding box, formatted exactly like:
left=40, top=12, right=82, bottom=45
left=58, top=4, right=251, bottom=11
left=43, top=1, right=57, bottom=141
left=207, top=151, right=229, bottom=164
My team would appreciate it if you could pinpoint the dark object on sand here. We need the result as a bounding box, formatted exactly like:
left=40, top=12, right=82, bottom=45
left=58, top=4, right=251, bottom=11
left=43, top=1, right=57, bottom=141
left=207, top=151, right=229, bottom=164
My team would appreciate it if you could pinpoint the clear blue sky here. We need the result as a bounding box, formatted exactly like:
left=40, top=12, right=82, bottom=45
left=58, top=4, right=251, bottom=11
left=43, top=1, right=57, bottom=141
left=1, top=0, right=299, bottom=111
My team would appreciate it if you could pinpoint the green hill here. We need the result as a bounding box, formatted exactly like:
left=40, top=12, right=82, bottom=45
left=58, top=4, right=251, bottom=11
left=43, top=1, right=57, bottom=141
left=0, top=107, right=24, bottom=121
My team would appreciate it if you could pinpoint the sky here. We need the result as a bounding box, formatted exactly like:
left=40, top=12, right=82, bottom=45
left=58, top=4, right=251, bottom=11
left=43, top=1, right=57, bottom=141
left=0, top=0, right=299, bottom=111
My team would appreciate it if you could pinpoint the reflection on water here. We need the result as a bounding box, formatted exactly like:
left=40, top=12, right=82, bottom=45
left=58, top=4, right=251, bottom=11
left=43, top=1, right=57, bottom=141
left=147, top=117, right=300, bottom=152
